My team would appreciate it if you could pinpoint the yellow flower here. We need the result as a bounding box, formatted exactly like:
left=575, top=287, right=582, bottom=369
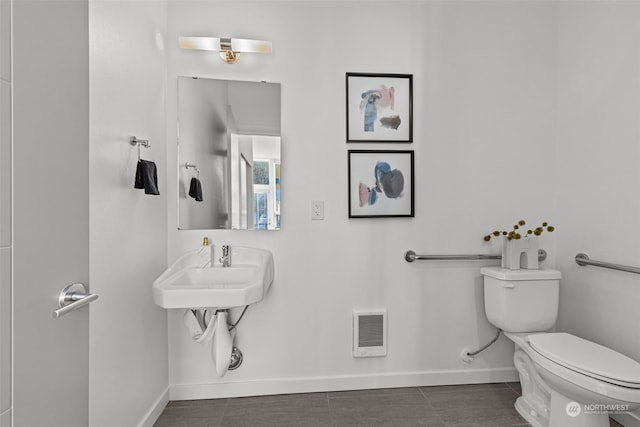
left=483, top=220, right=555, bottom=241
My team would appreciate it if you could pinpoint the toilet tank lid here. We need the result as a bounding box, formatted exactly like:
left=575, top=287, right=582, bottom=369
left=481, top=267, right=561, bottom=281
left=529, top=333, right=640, bottom=385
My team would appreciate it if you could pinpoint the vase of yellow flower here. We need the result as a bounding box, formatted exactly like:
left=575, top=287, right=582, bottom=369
left=483, top=220, right=555, bottom=270
left=501, top=235, right=539, bottom=269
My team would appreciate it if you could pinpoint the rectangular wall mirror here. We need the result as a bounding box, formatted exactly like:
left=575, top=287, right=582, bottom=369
left=178, top=77, right=281, bottom=230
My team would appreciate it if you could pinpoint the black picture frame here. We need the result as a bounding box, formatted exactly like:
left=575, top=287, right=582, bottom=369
left=346, top=73, right=413, bottom=143
left=348, top=150, right=415, bottom=218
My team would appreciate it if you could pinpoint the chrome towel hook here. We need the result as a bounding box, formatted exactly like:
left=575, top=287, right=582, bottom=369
left=130, top=136, right=151, bottom=160
left=185, top=162, right=200, bottom=179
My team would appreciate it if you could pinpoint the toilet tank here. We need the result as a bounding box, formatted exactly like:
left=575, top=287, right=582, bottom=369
left=481, top=267, right=561, bottom=333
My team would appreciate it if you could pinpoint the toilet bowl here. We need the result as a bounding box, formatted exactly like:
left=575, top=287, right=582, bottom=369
left=481, top=266, right=640, bottom=427
left=507, top=331, right=640, bottom=427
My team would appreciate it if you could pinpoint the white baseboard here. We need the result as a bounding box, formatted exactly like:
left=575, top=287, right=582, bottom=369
left=612, top=411, right=640, bottom=427
left=169, top=367, right=519, bottom=401
left=138, top=387, right=169, bottom=427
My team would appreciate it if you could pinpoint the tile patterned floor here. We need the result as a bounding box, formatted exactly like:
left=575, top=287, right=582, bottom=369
left=154, top=382, right=624, bottom=427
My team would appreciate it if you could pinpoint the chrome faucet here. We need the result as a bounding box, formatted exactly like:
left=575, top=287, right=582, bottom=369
left=219, top=245, right=231, bottom=267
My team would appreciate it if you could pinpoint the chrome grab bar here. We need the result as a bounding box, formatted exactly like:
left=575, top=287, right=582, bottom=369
left=52, top=283, right=99, bottom=319
left=575, top=253, right=640, bottom=275
left=405, top=249, right=547, bottom=263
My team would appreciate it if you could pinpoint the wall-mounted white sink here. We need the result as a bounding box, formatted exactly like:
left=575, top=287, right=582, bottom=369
left=152, top=246, right=274, bottom=309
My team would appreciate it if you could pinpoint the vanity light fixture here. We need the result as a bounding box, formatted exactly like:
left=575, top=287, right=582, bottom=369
left=178, top=36, right=272, bottom=64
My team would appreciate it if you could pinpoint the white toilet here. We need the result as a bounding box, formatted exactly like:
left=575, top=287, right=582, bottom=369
left=481, top=266, right=640, bottom=427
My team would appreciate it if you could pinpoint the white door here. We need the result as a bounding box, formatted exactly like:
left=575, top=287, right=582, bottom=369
left=12, top=1, right=91, bottom=426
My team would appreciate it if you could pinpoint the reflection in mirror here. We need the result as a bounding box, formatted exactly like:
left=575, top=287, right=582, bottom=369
left=178, top=77, right=281, bottom=230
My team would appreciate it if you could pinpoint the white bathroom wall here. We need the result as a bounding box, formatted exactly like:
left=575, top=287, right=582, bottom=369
left=166, top=1, right=558, bottom=399
left=0, top=0, right=10, bottom=424
left=89, top=1, right=169, bottom=426
left=555, top=2, right=640, bottom=424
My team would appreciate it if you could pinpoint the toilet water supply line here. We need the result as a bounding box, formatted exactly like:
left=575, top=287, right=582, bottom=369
left=461, top=328, right=502, bottom=363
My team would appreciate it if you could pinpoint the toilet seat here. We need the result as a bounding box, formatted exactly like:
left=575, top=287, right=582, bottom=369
left=528, top=332, right=640, bottom=389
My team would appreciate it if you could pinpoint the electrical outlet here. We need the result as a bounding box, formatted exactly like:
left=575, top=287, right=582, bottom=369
left=311, top=200, right=324, bottom=220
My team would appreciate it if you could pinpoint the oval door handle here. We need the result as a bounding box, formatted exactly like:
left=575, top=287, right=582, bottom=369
left=502, top=283, right=516, bottom=289
left=52, top=283, right=99, bottom=319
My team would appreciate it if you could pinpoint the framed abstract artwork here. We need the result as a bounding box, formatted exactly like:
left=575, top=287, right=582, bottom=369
left=348, top=150, right=414, bottom=218
left=346, top=73, right=413, bottom=143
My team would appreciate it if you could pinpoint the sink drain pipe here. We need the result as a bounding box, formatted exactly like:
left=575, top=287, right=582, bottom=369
left=460, top=328, right=502, bottom=363
left=226, top=306, right=248, bottom=371
left=191, top=306, right=249, bottom=371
